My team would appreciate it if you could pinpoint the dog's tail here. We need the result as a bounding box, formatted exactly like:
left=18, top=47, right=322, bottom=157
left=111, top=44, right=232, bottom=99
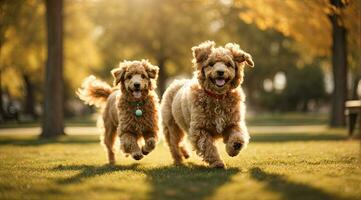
left=77, top=75, right=112, bottom=107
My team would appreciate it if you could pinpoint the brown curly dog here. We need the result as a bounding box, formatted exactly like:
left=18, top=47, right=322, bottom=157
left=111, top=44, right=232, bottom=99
left=161, top=41, right=254, bottom=168
left=77, top=60, right=160, bottom=164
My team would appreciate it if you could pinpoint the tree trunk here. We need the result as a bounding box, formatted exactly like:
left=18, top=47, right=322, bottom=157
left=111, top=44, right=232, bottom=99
left=0, top=69, right=4, bottom=122
left=22, top=73, right=37, bottom=120
left=41, top=0, right=65, bottom=137
left=329, top=0, right=348, bottom=127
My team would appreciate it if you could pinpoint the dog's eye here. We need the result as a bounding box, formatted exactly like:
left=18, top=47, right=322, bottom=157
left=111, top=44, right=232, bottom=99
left=209, top=62, right=215, bottom=67
left=141, top=74, right=146, bottom=79
left=226, top=62, right=233, bottom=67
left=126, top=75, right=132, bottom=79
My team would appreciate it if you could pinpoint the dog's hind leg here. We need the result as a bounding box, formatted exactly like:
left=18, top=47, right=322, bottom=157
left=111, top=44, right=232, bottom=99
left=103, top=122, right=117, bottom=165
left=163, top=119, right=188, bottom=165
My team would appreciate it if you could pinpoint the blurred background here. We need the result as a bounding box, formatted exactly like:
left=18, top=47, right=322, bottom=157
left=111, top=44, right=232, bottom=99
left=0, top=0, right=360, bottom=137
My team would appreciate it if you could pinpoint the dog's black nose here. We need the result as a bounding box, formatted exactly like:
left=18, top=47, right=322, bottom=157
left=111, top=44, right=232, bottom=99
left=134, top=83, right=140, bottom=89
left=217, top=70, right=224, bottom=76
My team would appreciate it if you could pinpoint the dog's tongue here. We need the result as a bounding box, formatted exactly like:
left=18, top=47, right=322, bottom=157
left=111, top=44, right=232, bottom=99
left=133, top=91, right=142, bottom=98
left=215, top=79, right=226, bottom=87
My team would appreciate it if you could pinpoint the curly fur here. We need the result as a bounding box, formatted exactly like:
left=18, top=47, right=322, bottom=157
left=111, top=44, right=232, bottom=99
left=76, top=75, right=113, bottom=107
left=78, top=60, right=160, bottom=164
left=161, top=41, right=254, bottom=168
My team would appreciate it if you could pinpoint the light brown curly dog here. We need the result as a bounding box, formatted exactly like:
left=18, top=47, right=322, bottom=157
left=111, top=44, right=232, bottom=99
left=77, top=60, right=160, bottom=164
left=161, top=41, right=254, bottom=168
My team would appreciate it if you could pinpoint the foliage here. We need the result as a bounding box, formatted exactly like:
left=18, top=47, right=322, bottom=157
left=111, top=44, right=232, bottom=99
left=64, top=1, right=101, bottom=96
left=217, top=5, right=327, bottom=110
left=87, top=0, right=228, bottom=94
left=89, top=0, right=213, bottom=73
left=0, top=0, right=101, bottom=100
left=234, top=0, right=360, bottom=126
left=259, top=63, right=327, bottom=112
left=0, top=0, right=45, bottom=98
left=236, top=0, right=360, bottom=60
left=1, top=0, right=359, bottom=117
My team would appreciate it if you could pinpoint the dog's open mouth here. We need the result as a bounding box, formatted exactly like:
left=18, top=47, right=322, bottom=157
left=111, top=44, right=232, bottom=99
left=132, top=90, right=142, bottom=98
left=212, top=77, right=228, bottom=87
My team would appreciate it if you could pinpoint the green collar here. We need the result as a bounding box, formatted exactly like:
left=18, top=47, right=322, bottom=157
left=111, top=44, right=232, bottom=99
left=128, top=100, right=146, bottom=107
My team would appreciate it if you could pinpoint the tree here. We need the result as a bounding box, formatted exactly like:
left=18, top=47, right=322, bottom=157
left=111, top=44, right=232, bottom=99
left=89, top=0, right=213, bottom=94
left=41, top=0, right=64, bottom=137
left=0, top=1, right=22, bottom=120
left=329, top=0, right=348, bottom=126
left=1, top=0, right=101, bottom=121
left=218, top=5, right=299, bottom=104
left=235, top=0, right=361, bottom=126
left=0, top=0, right=45, bottom=120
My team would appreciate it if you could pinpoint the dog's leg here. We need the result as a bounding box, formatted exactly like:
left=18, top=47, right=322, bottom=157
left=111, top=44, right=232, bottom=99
left=223, top=125, right=250, bottom=157
left=163, top=120, right=187, bottom=165
left=103, top=122, right=117, bottom=165
left=179, top=143, right=190, bottom=159
left=174, top=127, right=190, bottom=159
left=141, top=132, right=157, bottom=155
left=190, top=128, right=225, bottom=168
left=119, top=132, right=143, bottom=161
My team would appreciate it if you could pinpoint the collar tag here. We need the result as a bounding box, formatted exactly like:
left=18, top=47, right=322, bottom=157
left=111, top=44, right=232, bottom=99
left=135, top=109, right=143, bottom=117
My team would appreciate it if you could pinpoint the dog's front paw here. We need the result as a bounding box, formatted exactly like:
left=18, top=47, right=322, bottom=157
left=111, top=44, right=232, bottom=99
left=146, top=138, right=156, bottom=149
left=226, top=132, right=249, bottom=157
left=226, top=141, right=243, bottom=157
left=132, top=152, right=144, bottom=161
left=142, top=138, right=156, bottom=155
left=233, top=142, right=243, bottom=150
left=226, top=136, right=247, bottom=157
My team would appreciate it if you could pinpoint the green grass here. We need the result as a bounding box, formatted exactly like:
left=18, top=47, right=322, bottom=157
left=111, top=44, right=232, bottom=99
left=0, top=128, right=360, bottom=200
left=247, top=112, right=328, bottom=126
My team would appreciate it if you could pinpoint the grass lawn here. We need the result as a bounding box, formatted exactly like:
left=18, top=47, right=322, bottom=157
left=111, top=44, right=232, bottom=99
left=0, top=128, right=360, bottom=200
left=246, top=112, right=328, bottom=126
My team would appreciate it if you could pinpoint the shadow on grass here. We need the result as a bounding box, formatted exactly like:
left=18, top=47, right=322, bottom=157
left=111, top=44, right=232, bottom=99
left=53, top=163, right=239, bottom=200
left=145, top=164, right=239, bottom=200
left=252, top=133, right=346, bottom=143
left=0, top=136, right=98, bottom=146
left=53, top=164, right=140, bottom=184
left=250, top=167, right=350, bottom=200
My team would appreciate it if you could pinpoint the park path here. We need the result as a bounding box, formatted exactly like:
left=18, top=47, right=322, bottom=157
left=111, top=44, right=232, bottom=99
left=0, top=125, right=328, bottom=136
left=0, top=127, right=99, bottom=136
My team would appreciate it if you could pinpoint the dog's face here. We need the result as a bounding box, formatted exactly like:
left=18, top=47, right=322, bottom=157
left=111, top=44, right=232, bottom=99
left=111, top=60, right=159, bottom=99
left=192, top=41, right=254, bottom=94
left=202, top=52, right=237, bottom=93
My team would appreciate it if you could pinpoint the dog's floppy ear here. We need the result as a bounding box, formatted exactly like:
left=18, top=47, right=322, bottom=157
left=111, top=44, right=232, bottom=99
left=141, top=60, right=159, bottom=90
left=225, top=43, right=254, bottom=67
left=142, top=60, right=159, bottom=79
left=111, top=62, right=127, bottom=86
left=192, top=41, right=215, bottom=64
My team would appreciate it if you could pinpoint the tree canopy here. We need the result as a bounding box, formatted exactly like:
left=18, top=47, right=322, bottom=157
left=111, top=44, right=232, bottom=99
left=0, top=0, right=359, bottom=123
